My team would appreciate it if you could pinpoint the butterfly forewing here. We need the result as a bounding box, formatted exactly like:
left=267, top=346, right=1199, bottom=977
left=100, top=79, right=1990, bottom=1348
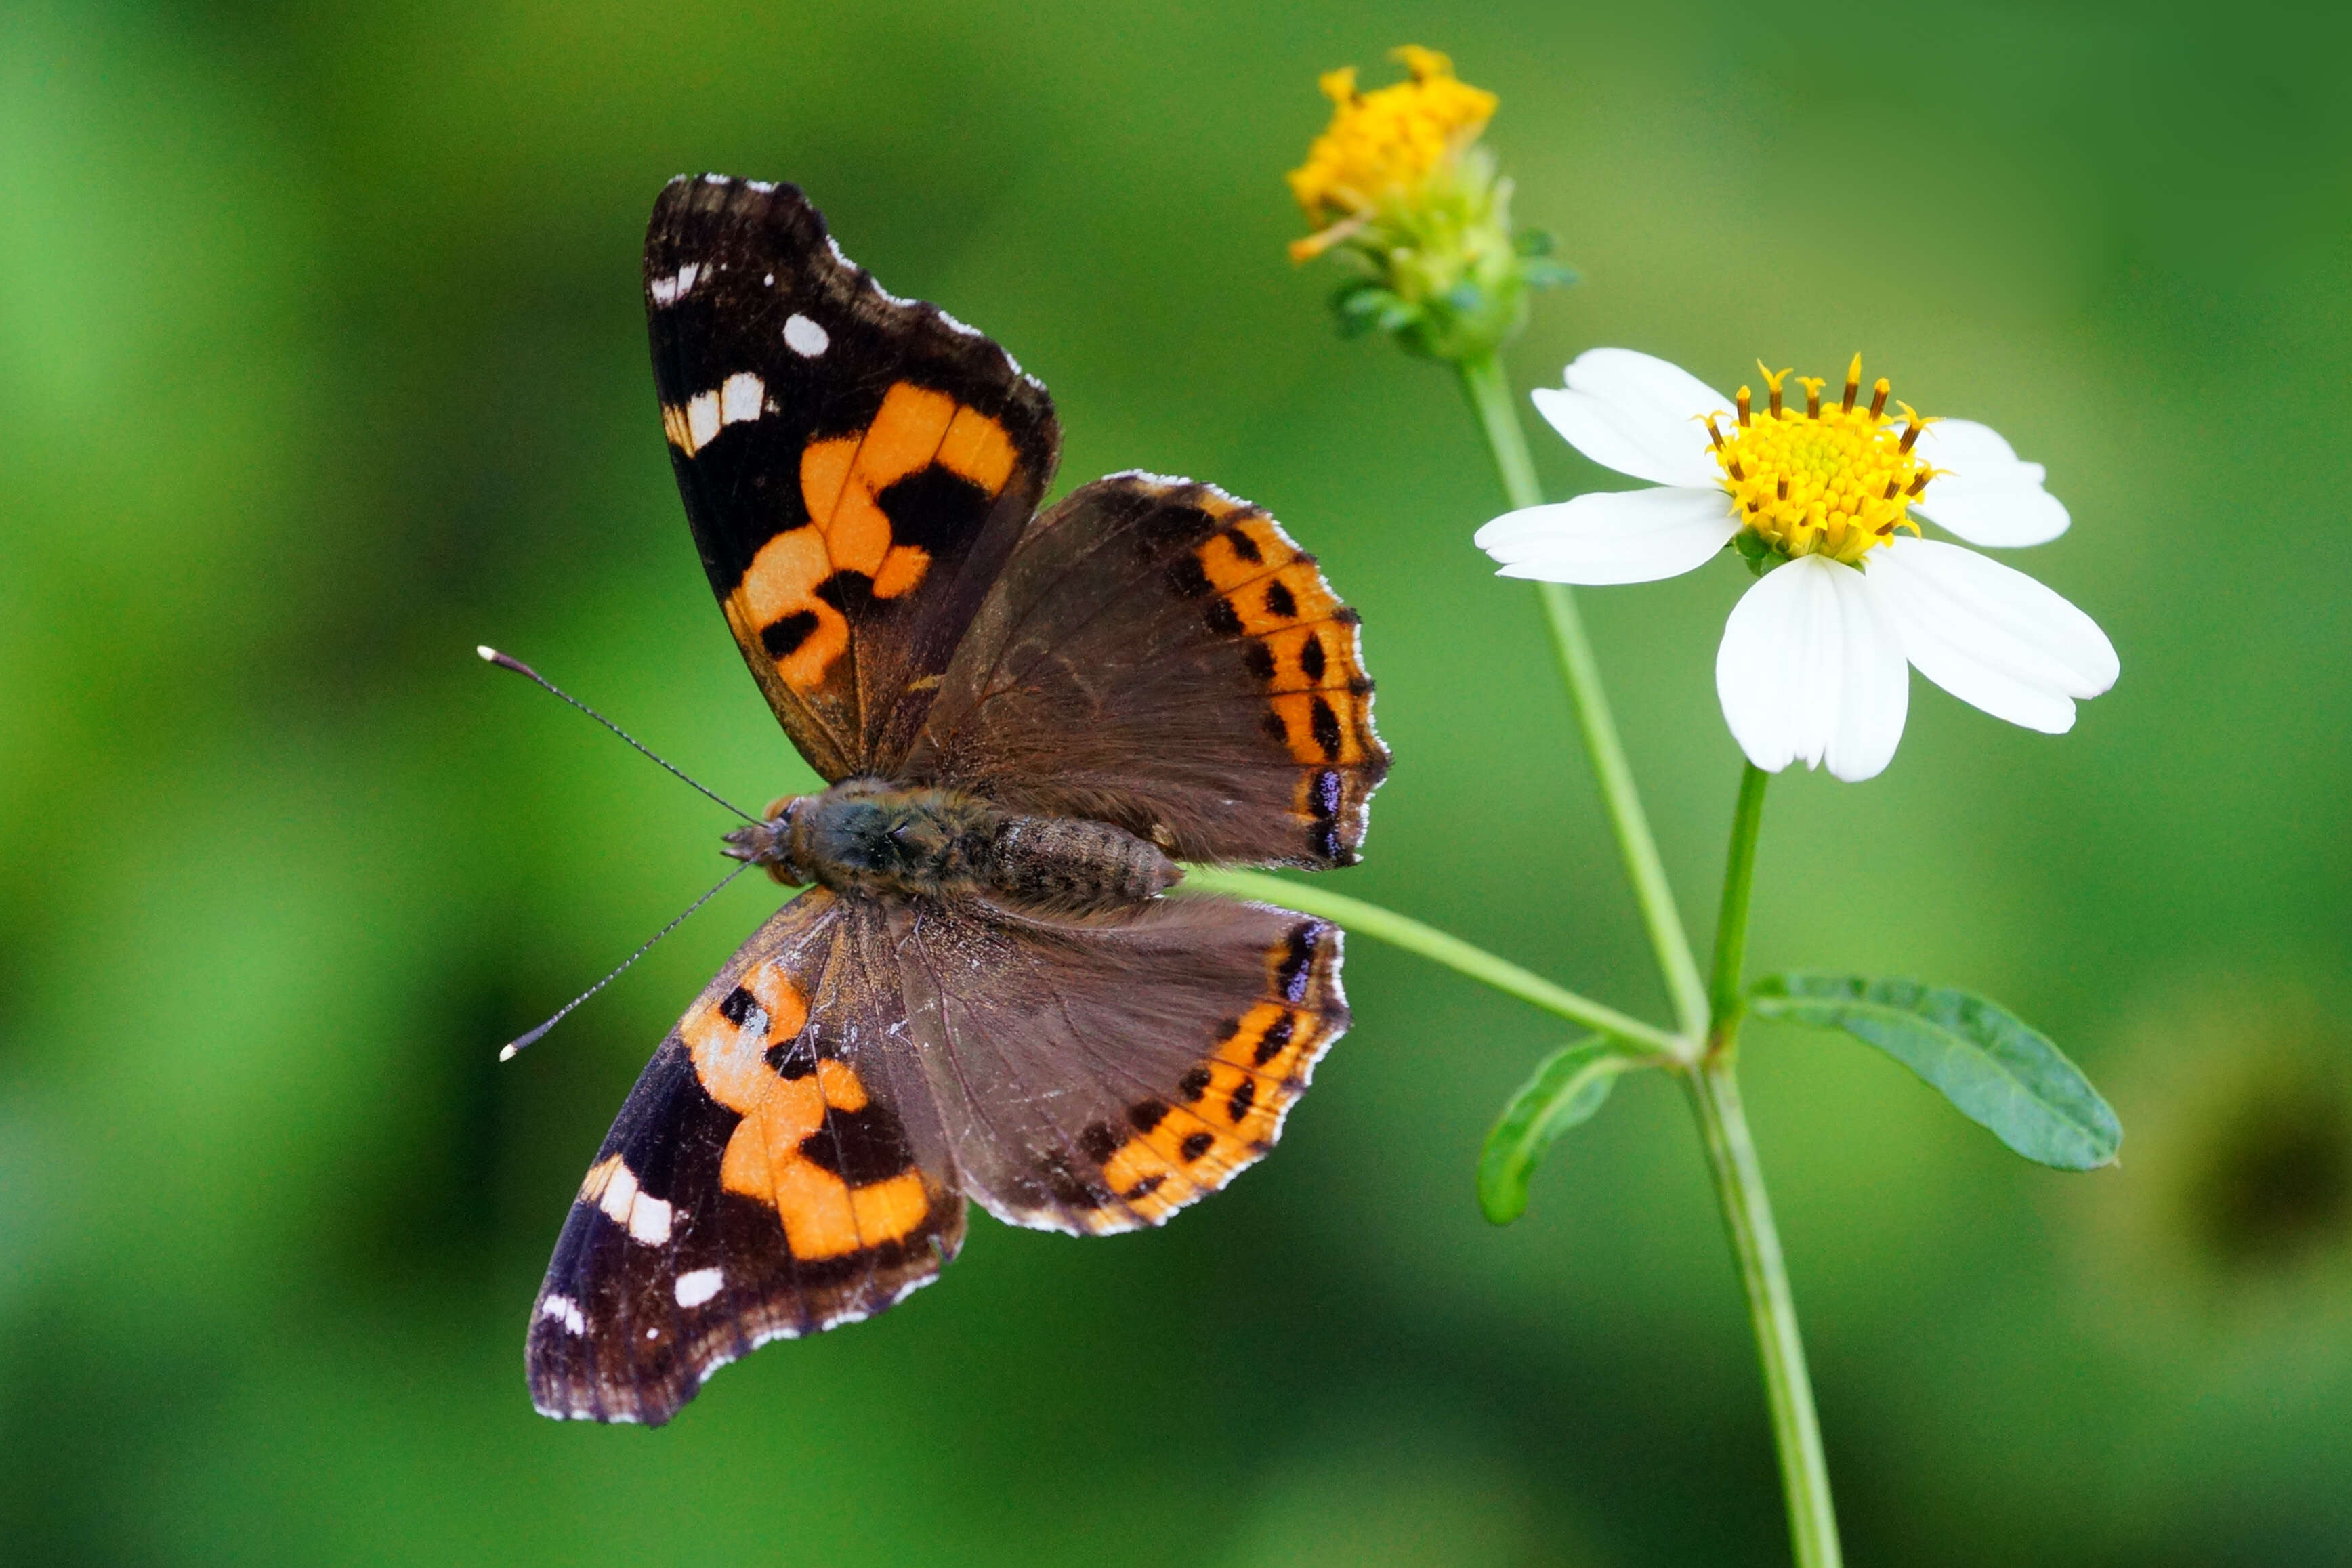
left=527, top=890, right=965, bottom=1426
left=646, top=176, right=1062, bottom=778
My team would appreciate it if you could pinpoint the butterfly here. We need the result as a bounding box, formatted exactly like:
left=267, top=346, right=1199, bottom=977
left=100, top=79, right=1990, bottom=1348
left=524, top=175, right=1389, bottom=1424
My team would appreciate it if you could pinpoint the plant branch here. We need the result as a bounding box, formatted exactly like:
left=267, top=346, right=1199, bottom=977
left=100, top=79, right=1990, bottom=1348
left=1178, top=866, right=1683, bottom=1059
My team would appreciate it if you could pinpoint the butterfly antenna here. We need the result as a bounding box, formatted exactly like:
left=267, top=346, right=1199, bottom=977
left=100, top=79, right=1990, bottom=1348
left=476, top=645, right=759, bottom=824
left=499, top=861, right=756, bottom=1061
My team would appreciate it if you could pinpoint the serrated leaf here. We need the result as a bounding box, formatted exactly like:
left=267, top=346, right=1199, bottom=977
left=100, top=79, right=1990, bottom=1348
left=1479, top=1038, right=1634, bottom=1224
left=1748, top=973, right=2122, bottom=1170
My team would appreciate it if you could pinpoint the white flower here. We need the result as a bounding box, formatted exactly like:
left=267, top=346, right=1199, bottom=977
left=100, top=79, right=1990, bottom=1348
left=1475, top=348, right=2119, bottom=782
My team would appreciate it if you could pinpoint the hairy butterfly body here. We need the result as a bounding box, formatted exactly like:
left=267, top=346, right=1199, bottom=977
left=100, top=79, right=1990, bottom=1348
left=525, top=175, right=1388, bottom=1424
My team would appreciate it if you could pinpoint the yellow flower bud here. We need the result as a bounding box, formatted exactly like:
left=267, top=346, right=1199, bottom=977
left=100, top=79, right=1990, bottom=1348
left=1284, top=47, right=1571, bottom=364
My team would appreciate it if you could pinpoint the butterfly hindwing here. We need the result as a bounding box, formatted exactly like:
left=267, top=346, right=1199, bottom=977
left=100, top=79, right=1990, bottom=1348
left=904, top=473, right=1389, bottom=868
left=646, top=176, right=1062, bottom=778
left=527, top=889, right=965, bottom=1426
left=887, top=892, right=1349, bottom=1234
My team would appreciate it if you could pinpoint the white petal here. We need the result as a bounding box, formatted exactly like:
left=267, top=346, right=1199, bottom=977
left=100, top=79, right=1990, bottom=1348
left=1867, top=537, right=2118, bottom=734
left=1476, top=486, right=1740, bottom=585
left=1530, top=348, right=1730, bottom=488
left=1910, top=418, right=2070, bottom=547
left=1715, top=555, right=1910, bottom=782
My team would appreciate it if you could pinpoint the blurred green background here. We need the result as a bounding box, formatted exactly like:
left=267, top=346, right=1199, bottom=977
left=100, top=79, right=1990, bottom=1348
left=6, top=1, right=2351, bottom=1563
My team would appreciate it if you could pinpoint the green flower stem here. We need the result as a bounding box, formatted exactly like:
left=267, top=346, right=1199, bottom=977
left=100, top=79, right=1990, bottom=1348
left=1178, top=866, right=1682, bottom=1059
left=1687, top=1069, right=1840, bottom=1568
left=1455, top=352, right=1711, bottom=1042
left=1692, top=765, right=1841, bottom=1568
left=1708, top=762, right=1772, bottom=1049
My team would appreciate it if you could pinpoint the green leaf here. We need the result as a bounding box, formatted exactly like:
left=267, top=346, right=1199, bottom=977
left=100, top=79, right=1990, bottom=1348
left=1748, top=973, right=2122, bottom=1170
left=1479, top=1038, right=1635, bottom=1224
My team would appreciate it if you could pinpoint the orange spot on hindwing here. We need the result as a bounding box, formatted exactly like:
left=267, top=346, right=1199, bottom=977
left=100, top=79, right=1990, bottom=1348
left=1266, top=690, right=1370, bottom=765
left=1074, top=921, right=1343, bottom=1229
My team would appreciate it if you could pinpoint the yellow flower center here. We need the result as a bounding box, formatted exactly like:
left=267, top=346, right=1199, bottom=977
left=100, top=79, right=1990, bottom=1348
left=1286, top=45, right=1496, bottom=242
left=1706, top=356, right=1937, bottom=566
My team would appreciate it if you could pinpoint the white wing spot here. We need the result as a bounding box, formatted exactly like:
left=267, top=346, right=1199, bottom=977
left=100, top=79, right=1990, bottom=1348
left=670, top=373, right=767, bottom=457
left=702, top=173, right=730, bottom=186
left=675, top=1267, right=725, bottom=1308
left=539, top=1294, right=586, bottom=1335
left=746, top=179, right=776, bottom=193
left=591, top=1157, right=675, bottom=1246
left=593, top=1159, right=639, bottom=1225
left=784, top=314, right=830, bottom=357
left=718, top=370, right=765, bottom=426
left=685, top=391, right=721, bottom=452
left=627, top=1191, right=674, bottom=1247
left=649, top=262, right=701, bottom=307
left=763, top=272, right=775, bottom=287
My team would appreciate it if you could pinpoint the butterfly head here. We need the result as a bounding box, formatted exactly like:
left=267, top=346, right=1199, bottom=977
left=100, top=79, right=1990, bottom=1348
left=721, top=793, right=818, bottom=885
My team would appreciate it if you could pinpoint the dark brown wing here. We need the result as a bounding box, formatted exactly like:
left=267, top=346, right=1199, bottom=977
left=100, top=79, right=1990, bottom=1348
left=526, top=889, right=964, bottom=1425
left=886, top=891, right=1348, bottom=1234
left=901, top=473, right=1389, bottom=868
left=645, top=175, right=1061, bottom=779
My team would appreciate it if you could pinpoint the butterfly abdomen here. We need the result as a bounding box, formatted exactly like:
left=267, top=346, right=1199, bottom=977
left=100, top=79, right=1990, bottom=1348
left=984, top=813, right=1181, bottom=912
left=732, top=779, right=1177, bottom=911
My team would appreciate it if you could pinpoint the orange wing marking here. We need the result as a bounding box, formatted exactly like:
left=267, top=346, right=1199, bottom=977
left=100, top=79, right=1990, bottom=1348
left=678, top=958, right=929, bottom=1260
left=728, top=383, right=1018, bottom=695
left=1085, top=918, right=1345, bottom=1227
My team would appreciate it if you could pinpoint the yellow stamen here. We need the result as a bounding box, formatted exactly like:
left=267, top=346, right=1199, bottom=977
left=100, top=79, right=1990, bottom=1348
left=1708, top=357, right=1937, bottom=566
left=1868, top=378, right=1890, bottom=419
left=1896, top=401, right=1937, bottom=454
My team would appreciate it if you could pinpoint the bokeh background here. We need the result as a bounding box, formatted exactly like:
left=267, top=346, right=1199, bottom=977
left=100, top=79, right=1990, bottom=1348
left=7, top=1, right=2351, bottom=1563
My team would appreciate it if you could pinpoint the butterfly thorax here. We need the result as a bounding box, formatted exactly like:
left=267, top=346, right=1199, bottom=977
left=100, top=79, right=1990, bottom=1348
left=723, top=778, right=1182, bottom=912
